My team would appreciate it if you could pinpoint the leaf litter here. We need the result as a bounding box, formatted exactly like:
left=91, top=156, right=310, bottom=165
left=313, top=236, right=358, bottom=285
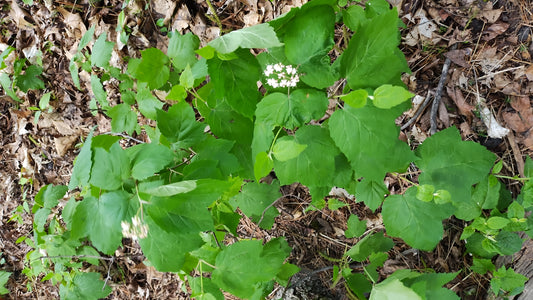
left=0, top=0, right=532, bottom=298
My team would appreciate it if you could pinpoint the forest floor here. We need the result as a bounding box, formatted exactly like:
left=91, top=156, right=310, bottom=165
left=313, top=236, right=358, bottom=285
left=0, top=0, right=532, bottom=299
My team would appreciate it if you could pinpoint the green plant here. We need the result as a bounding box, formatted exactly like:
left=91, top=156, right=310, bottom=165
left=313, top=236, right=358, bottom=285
left=18, top=0, right=532, bottom=299
left=0, top=46, right=45, bottom=103
left=0, top=271, right=10, bottom=295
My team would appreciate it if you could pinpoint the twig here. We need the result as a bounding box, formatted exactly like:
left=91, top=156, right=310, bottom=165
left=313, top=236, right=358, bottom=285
left=401, top=90, right=433, bottom=131
left=430, top=43, right=457, bottom=135
left=102, top=256, right=115, bottom=291
left=476, top=65, right=524, bottom=80
left=102, top=131, right=145, bottom=144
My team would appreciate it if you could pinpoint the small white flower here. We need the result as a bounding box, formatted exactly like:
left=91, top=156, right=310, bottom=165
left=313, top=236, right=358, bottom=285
left=263, top=63, right=300, bottom=89
left=264, top=65, right=274, bottom=77
left=286, top=65, right=296, bottom=75
left=267, top=78, right=279, bottom=88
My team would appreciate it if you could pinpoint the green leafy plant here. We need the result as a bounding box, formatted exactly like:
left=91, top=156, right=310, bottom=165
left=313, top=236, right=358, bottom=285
left=0, top=46, right=45, bottom=103
left=17, top=0, right=532, bottom=298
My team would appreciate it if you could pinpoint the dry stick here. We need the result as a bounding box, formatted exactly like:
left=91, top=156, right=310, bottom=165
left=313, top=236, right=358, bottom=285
left=401, top=90, right=433, bottom=131
left=430, top=43, right=457, bottom=135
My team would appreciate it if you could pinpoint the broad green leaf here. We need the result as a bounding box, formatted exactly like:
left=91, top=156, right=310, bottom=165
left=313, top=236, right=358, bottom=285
left=187, top=136, right=241, bottom=178
left=167, top=32, right=200, bottom=71
left=341, top=89, right=368, bottom=108
left=34, top=184, right=68, bottom=210
left=329, top=103, right=415, bottom=181
left=230, top=181, right=281, bottom=229
left=340, top=9, right=409, bottom=89
left=274, top=125, right=339, bottom=188
left=90, top=143, right=130, bottom=190
left=416, top=127, right=496, bottom=220
left=472, top=175, right=500, bottom=210
left=272, top=139, right=307, bottom=162
left=491, top=267, right=527, bottom=296
left=91, top=33, right=114, bottom=69
left=345, top=232, right=394, bottom=262
left=283, top=5, right=335, bottom=65
left=345, top=272, right=372, bottom=299
left=404, top=272, right=460, bottom=300
left=33, top=208, right=51, bottom=232
left=146, top=197, right=214, bottom=235
left=59, top=272, right=112, bottom=300
left=136, top=82, right=163, bottom=120
left=188, top=276, right=224, bottom=300
left=343, top=4, right=366, bottom=32
left=107, top=103, right=138, bottom=135
left=370, top=278, right=422, bottom=300
left=299, top=54, right=339, bottom=89
left=382, top=187, right=451, bottom=251
left=416, top=184, right=435, bottom=202
left=254, top=151, right=274, bottom=182
left=128, top=143, right=175, bottom=180
left=207, top=49, right=261, bottom=118
left=0, top=271, right=10, bottom=295
left=0, top=73, right=21, bottom=102
left=78, top=25, right=95, bottom=51
left=345, top=214, right=367, bottom=238
left=145, top=180, right=197, bottom=197
left=70, top=191, right=130, bottom=254
left=372, top=85, right=414, bottom=109
left=156, top=101, right=206, bottom=148
left=90, top=74, right=109, bottom=110
left=15, top=64, right=44, bottom=92
left=212, top=238, right=291, bottom=299
left=256, top=89, right=329, bottom=130
left=179, top=64, right=194, bottom=89
left=487, top=216, right=510, bottom=229
left=166, top=84, right=187, bottom=101
left=251, top=121, right=275, bottom=162
left=91, top=134, right=122, bottom=150
left=0, top=46, right=13, bottom=70
left=69, top=59, right=81, bottom=89
left=196, top=83, right=254, bottom=147
left=208, top=23, right=283, bottom=54
left=328, top=198, right=348, bottom=210
left=132, top=48, right=169, bottom=89
left=494, top=231, right=523, bottom=256
left=471, top=258, right=496, bottom=274
left=356, top=179, right=388, bottom=211
left=68, top=129, right=94, bottom=190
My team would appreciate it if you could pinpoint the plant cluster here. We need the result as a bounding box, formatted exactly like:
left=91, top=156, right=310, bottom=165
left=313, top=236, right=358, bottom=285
left=3, top=0, right=532, bottom=299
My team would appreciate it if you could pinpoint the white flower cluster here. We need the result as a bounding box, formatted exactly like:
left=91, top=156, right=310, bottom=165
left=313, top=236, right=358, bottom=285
left=264, top=63, right=300, bottom=88
left=121, top=215, right=148, bottom=240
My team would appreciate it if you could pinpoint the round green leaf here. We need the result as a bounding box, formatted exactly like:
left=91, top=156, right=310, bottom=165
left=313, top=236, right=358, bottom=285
left=372, top=84, right=414, bottom=109
left=272, top=139, right=307, bottom=162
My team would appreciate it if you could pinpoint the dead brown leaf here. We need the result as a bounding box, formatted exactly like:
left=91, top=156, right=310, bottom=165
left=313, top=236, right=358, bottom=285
left=525, top=64, right=533, bottom=81
left=446, top=87, right=474, bottom=119
left=444, top=48, right=471, bottom=68
left=54, top=135, right=78, bottom=157
left=502, top=96, right=533, bottom=133
left=482, top=22, right=509, bottom=41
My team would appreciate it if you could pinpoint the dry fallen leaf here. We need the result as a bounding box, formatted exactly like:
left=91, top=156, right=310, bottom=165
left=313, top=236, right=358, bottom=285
left=502, top=96, right=533, bottom=134
left=444, top=48, right=471, bottom=68
left=446, top=87, right=474, bottom=119
left=525, top=64, right=533, bottom=81
left=54, top=136, right=78, bottom=157
left=482, top=22, right=509, bottom=41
